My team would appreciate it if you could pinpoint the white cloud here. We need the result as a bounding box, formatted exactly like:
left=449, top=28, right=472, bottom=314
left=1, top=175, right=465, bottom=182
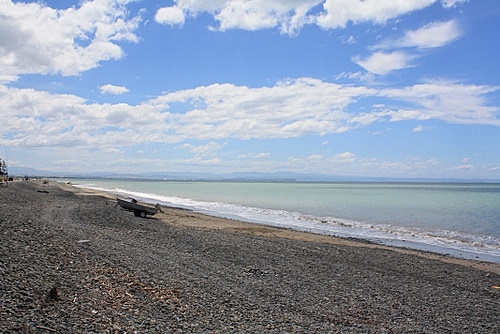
left=453, top=164, right=474, bottom=170
left=317, top=0, right=436, bottom=29
left=356, top=156, right=444, bottom=176
left=155, top=6, right=185, bottom=26
left=340, top=35, right=356, bottom=45
left=331, top=152, right=357, bottom=163
left=181, top=142, right=224, bottom=159
left=441, top=0, right=468, bottom=9
left=212, top=1, right=280, bottom=32
left=412, top=125, right=427, bottom=132
left=462, top=157, right=472, bottom=163
left=239, top=152, right=272, bottom=160
left=0, top=0, right=141, bottom=80
left=255, top=152, right=272, bottom=159
left=390, top=20, right=462, bottom=49
left=307, top=154, right=324, bottom=161
left=335, top=71, right=376, bottom=83
left=155, top=0, right=442, bottom=35
left=353, top=51, right=415, bottom=75
left=100, top=84, right=129, bottom=95
left=0, top=74, right=19, bottom=84
left=379, top=80, right=500, bottom=125
left=360, top=20, right=461, bottom=75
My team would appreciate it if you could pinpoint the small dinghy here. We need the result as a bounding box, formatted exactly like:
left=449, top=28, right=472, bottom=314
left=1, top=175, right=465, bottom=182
left=116, top=197, right=163, bottom=218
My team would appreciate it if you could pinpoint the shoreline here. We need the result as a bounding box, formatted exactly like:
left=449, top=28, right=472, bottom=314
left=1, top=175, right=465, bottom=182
left=68, top=181, right=500, bottom=274
left=2, top=180, right=499, bottom=332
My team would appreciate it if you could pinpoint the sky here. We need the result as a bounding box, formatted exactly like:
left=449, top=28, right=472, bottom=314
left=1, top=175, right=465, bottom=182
left=1, top=0, right=499, bottom=179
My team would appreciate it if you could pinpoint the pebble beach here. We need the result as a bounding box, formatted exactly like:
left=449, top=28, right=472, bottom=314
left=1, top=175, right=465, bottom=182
left=1, top=180, right=499, bottom=333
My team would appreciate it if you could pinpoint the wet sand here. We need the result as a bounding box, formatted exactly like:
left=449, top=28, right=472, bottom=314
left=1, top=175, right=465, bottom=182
left=1, top=180, right=499, bottom=333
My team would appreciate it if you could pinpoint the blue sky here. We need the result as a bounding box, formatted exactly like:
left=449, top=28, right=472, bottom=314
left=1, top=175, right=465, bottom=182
left=1, top=0, right=499, bottom=179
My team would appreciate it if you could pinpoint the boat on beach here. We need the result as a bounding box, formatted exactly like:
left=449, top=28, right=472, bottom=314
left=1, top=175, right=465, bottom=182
left=116, top=197, right=163, bottom=218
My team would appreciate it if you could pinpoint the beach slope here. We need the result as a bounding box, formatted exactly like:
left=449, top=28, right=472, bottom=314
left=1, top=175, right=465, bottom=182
left=1, top=181, right=499, bottom=333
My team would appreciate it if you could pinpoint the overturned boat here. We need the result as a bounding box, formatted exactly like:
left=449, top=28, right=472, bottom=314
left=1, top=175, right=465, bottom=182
left=116, top=197, right=163, bottom=218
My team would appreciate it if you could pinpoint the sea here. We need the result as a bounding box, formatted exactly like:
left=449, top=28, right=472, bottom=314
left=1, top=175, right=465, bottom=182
left=58, top=178, right=500, bottom=263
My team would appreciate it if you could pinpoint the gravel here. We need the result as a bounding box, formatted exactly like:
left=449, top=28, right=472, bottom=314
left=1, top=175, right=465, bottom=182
left=1, top=180, right=499, bottom=333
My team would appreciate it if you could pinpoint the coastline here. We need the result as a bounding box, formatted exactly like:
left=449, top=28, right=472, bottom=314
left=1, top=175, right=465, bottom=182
left=1, top=180, right=499, bottom=332
left=66, top=178, right=500, bottom=265
left=71, top=181, right=500, bottom=273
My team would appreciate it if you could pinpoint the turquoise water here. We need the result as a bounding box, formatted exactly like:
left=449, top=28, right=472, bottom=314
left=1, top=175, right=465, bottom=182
left=62, top=179, right=500, bottom=263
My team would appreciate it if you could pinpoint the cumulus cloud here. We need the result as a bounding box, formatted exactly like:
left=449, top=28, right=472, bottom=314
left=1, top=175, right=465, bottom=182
left=99, top=84, right=128, bottom=95
left=151, top=78, right=376, bottom=140
left=0, top=0, right=141, bottom=80
left=99, top=84, right=129, bottom=95
left=0, top=85, right=168, bottom=148
left=154, top=0, right=319, bottom=35
left=154, top=0, right=449, bottom=35
left=353, top=51, right=415, bottom=75
left=212, top=1, right=280, bottom=31
left=155, top=6, right=185, bottom=26
left=317, top=0, right=436, bottom=29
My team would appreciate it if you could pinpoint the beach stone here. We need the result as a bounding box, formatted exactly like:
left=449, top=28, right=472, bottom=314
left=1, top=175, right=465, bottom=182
left=0, top=180, right=499, bottom=333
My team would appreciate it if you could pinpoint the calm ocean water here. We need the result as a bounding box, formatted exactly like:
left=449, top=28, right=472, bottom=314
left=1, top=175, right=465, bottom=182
left=62, top=179, right=500, bottom=263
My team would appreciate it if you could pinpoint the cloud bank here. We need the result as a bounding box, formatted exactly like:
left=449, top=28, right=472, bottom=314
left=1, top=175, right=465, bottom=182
left=1, top=78, right=497, bottom=150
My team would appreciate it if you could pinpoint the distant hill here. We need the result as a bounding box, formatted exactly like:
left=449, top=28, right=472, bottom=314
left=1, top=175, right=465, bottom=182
left=9, top=166, right=55, bottom=177
left=8, top=166, right=499, bottom=183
